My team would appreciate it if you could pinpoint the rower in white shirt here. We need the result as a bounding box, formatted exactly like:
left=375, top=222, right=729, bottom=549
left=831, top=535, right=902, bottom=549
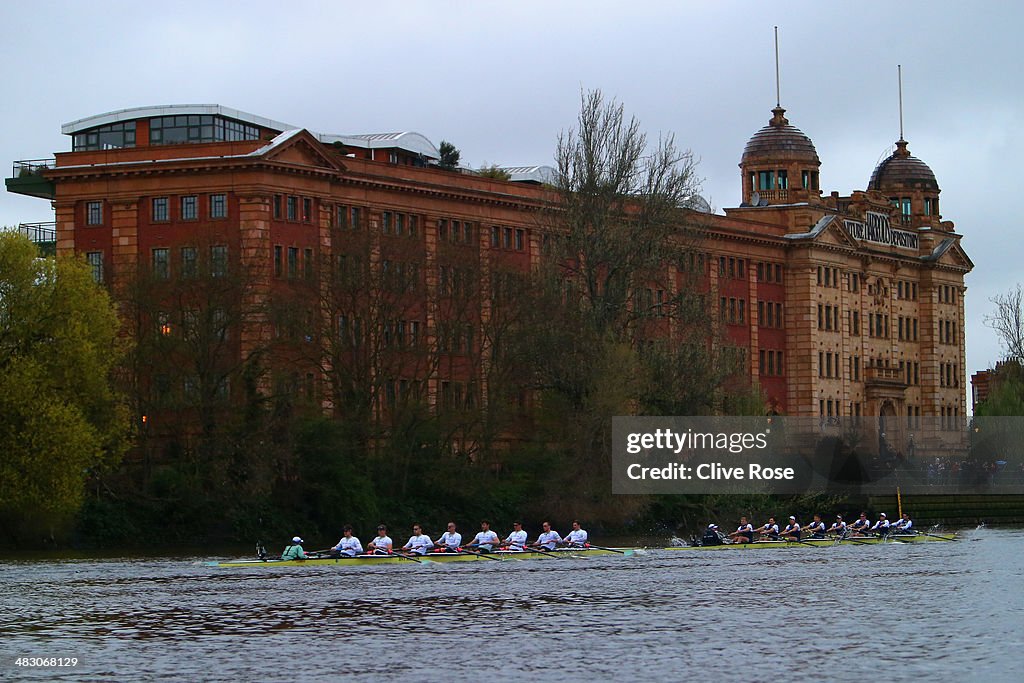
left=755, top=517, right=780, bottom=540
left=502, top=521, right=528, bottom=551
left=804, top=514, right=826, bottom=539
left=728, top=516, right=755, bottom=544
left=870, top=512, right=891, bottom=535
left=401, top=524, right=434, bottom=555
left=331, top=525, right=364, bottom=557
left=849, top=512, right=872, bottom=536
left=892, top=513, right=914, bottom=533
left=779, top=516, right=801, bottom=541
left=533, top=521, right=562, bottom=550
left=563, top=520, right=589, bottom=547
left=434, top=522, right=462, bottom=553
left=826, top=515, right=847, bottom=536
left=466, top=520, right=501, bottom=552
left=367, top=525, right=393, bottom=554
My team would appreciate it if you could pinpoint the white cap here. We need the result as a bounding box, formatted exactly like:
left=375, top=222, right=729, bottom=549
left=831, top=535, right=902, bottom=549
left=292, top=536, right=304, bottom=543
left=879, top=513, right=887, bottom=518
left=708, top=524, right=718, bottom=529
left=789, top=516, right=796, bottom=520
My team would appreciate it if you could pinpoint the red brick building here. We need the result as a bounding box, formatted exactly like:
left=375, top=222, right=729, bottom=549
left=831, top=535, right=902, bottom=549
left=7, top=103, right=971, bottom=440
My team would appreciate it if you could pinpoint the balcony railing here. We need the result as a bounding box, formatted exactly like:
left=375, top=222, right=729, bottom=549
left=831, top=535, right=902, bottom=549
left=17, top=221, right=56, bottom=243
left=12, top=158, right=56, bottom=177
left=7, top=159, right=57, bottom=199
left=865, top=365, right=905, bottom=385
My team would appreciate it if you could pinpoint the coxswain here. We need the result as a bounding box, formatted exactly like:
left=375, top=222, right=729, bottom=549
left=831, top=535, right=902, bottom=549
left=367, top=525, right=393, bottom=554
left=728, top=516, right=755, bottom=544
left=330, top=525, right=363, bottom=557
left=870, top=512, right=891, bottom=536
left=401, top=524, right=434, bottom=555
left=700, top=524, right=724, bottom=546
left=533, top=521, right=563, bottom=551
left=804, top=514, right=826, bottom=539
left=826, top=515, right=847, bottom=536
left=892, top=512, right=914, bottom=534
left=467, top=520, right=501, bottom=552
left=502, top=521, right=528, bottom=551
left=755, top=517, right=780, bottom=540
left=563, top=520, right=589, bottom=547
left=849, top=512, right=872, bottom=536
left=780, top=516, right=801, bottom=541
left=282, top=536, right=308, bottom=560
left=434, top=521, right=462, bottom=553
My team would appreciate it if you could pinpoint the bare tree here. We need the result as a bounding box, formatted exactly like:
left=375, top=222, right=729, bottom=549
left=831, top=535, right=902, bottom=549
left=985, top=284, right=1024, bottom=362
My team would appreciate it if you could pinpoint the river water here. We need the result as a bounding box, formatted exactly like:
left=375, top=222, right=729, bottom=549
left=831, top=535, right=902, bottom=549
left=1, top=528, right=1021, bottom=682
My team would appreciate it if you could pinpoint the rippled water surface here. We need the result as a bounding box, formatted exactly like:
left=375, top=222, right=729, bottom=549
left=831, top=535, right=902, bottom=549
left=1, top=528, right=1022, bottom=682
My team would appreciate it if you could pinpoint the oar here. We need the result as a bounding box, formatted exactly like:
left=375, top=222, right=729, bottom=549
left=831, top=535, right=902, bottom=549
left=840, top=534, right=873, bottom=546
left=915, top=530, right=956, bottom=541
left=582, top=544, right=634, bottom=556
left=526, top=544, right=562, bottom=558
left=457, top=547, right=501, bottom=561
left=784, top=537, right=821, bottom=548
left=391, top=551, right=424, bottom=564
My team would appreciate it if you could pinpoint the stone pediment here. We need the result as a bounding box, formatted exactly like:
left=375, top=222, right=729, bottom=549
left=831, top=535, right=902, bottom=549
left=258, top=129, right=345, bottom=172
left=924, top=238, right=973, bottom=270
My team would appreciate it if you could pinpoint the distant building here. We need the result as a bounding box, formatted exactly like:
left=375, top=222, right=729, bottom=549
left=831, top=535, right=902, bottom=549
left=7, top=102, right=971, bottom=437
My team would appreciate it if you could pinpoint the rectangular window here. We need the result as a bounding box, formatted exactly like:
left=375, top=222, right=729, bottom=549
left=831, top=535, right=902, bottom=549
left=303, top=198, right=312, bottom=223
left=515, top=228, right=524, bottom=251
left=152, top=248, right=169, bottom=279
left=395, top=213, right=405, bottom=236
left=181, top=195, right=197, bottom=220
left=274, top=195, right=282, bottom=220
left=503, top=227, right=512, bottom=248
left=86, top=201, right=103, bottom=226
left=776, top=170, right=788, bottom=189
left=758, top=301, right=765, bottom=327
left=211, top=245, right=227, bottom=277
left=287, top=196, right=298, bottom=221
left=287, top=247, right=298, bottom=278
left=210, top=193, right=227, bottom=219
left=274, top=246, right=283, bottom=278
left=382, top=211, right=392, bottom=234
left=152, top=197, right=169, bottom=222
left=181, top=247, right=197, bottom=278
left=758, top=170, right=774, bottom=191
left=350, top=207, right=361, bottom=229
left=336, top=205, right=347, bottom=229
left=86, top=251, right=103, bottom=283
left=409, top=215, right=419, bottom=237
left=490, top=226, right=500, bottom=247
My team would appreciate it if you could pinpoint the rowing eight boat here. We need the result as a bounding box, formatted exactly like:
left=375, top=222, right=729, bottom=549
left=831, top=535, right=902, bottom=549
left=209, top=546, right=636, bottom=568
left=665, top=532, right=956, bottom=551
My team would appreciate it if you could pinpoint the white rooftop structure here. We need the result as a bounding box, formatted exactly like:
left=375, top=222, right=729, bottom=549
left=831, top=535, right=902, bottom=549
left=62, top=105, right=441, bottom=160
left=62, top=104, right=298, bottom=136
left=497, top=165, right=558, bottom=184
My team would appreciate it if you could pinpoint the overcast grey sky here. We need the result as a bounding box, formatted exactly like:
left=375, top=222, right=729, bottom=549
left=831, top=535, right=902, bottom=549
left=1, top=1, right=1021, bottom=391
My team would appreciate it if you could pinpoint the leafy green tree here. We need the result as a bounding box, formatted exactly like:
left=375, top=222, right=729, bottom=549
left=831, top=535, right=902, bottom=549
left=0, top=233, right=127, bottom=542
left=438, top=140, right=461, bottom=170
left=477, top=164, right=511, bottom=181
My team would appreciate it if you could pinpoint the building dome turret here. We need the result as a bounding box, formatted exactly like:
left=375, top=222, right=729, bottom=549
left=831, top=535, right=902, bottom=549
left=739, top=106, right=821, bottom=206
left=868, top=138, right=941, bottom=227
left=742, top=106, right=820, bottom=165
left=868, top=139, right=939, bottom=192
